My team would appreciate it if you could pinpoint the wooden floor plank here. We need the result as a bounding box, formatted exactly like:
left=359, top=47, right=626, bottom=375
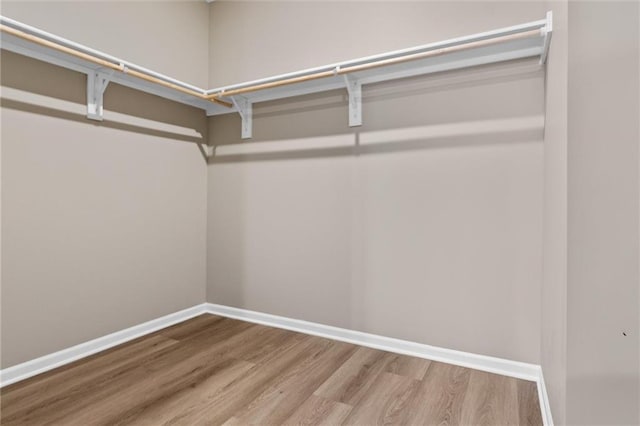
left=224, top=325, right=303, bottom=365
left=1, top=319, right=254, bottom=425
left=2, top=329, right=178, bottom=396
left=157, top=314, right=225, bottom=341
left=1, top=334, right=177, bottom=401
left=460, top=370, right=521, bottom=426
left=283, top=395, right=352, bottom=426
left=49, top=322, right=274, bottom=425
left=313, top=346, right=391, bottom=406
left=383, top=352, right=432, bottom=380
left=0, top=314, right=543, bottom=425
left=342, top=372, right=420, bottom=425
left=0, top=335, right=179, bottom=422
left=156, top=335, right=319, bottom=425
left=518, top=379, right=544, bottom=426
left=404, top=361, right=472, bottom=425
left=314, top=347, right=431, bottom=407
left=229, top=338, right=356, bottom=425
left=110, top=358, right=257, bottom=426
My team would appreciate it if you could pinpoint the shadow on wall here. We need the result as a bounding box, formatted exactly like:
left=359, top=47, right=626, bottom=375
left=206, top=56, right=546, bottom=359
left=0, top=50, right=209, bottom=159
left=208, top=58, right=545, bottom=164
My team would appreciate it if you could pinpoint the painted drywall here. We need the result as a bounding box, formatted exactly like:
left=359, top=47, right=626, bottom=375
left=1, top=0, right=209, bottom=87
left=209, top=1, right=550, bottom=88
left=566, top=2, right=640, bottom=424
left=207, top=1, right=547, bottom=364
left=0, top=1, right=209, bottom=368
left=541, top=1, right=568, bottom=423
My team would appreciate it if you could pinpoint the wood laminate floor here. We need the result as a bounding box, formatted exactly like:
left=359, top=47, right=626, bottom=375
left=1, top=314, right=542, bottom=425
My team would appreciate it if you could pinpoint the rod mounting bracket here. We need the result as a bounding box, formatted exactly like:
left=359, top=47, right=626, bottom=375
left=539, top=10, right=553, bottom=65
left=343, top=75, right=362, bottom=127
left=231, top=96, right=252, bottom=139
left=87, top=70, right=112, bottom=121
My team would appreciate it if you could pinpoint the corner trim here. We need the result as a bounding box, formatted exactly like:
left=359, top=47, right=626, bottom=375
left=0, top=303, right=208, bottom=387
left=537, top=369, right=554, bottom=426
left=204, top=302, right=553, bottom=425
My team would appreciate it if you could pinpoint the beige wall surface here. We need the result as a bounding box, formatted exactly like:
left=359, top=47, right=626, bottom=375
left=0, top=2, right=209, bottom=368
left=541, top=1, right=568, bottom=423
left=207, top=2, right=547, bottom=364
left=209, top=1, right=549, bottom=88
left=567, top=2, right=640, bottom=425
left=1, top=0, right=209, bottom=87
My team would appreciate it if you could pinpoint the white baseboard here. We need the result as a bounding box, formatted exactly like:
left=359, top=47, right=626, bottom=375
left=205, top=303, right=538, bottom=379
left=204, top=302, right=553, bottom=426
left=0, top=303, right=208, bottom=387
left=0, top=302, right=553, bottom=425
left=537, top=370, right=554, bottom=426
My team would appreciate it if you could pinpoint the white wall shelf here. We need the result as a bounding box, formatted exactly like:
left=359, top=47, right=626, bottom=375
left=1, top=12, right=552, bottom=138
left=0, top=16, right=230, bottom=119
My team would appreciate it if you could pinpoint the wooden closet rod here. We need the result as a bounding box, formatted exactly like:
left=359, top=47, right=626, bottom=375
left=208, top=28, right=542, bottom=100
left=0, top=24, right=233, bottom=109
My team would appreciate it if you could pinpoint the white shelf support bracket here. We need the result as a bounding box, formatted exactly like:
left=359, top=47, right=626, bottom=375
left=539, top=10, right=553, bottom=65
left=86, top=70, right=112, bottom=121
left=231, top=96, right=253, bottom=139
left=343, top=75, right=362, bottom=127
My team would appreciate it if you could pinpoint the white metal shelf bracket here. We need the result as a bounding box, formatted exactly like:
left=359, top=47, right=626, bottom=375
left=539, top=10, right=553, bottom=65
left=343, top=74, right=362, bottom=127
left=231, top=96, right=253, bottom=139
left=87, top=70, right=113, bottom=121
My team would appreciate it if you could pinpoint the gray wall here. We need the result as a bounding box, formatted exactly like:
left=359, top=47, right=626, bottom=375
left=542, top=2, right=640, bottom=424
left=0, top=1, right=210, bottom=368
left=0, top=0, right=210, bottom=87
left=541, top=1, right=568, bottom=423
left=207, top=1, right=547, bottom=364
left=567, top=2, right=640, bottom=424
